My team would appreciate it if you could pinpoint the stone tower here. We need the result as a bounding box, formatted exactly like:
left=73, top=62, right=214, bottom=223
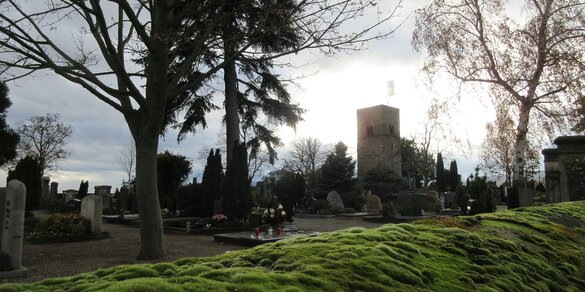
left=357, top=105, right=401, bottom=179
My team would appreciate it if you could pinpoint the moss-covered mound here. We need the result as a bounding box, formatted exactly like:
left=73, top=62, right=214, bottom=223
left=3, top=201, right=585, bottom=291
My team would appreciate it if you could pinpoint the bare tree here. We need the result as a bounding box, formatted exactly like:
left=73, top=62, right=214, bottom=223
left=481, top=105, right=540, bottom=187
left=284, top=137, right=328, bottom=190
left=413, top=0, right=585, bottom=184
left=115, top=140, right=136, bottom=182
left=0, top=1, right=236, bottom=259
left=16, top=113, right=73, bottom=176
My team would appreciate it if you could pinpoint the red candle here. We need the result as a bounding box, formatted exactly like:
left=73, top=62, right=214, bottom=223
left=254, top=228, right=260, bottom=237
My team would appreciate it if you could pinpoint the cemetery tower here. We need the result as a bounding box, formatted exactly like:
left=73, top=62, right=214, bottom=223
left=357, top=105, right=401, bottom=179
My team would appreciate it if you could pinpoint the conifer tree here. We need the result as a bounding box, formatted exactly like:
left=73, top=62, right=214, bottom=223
left=320, top=142, right=356, bottom=193
left=201, top=149, right=224, bottom=217
left=449, top=160, right=459, bottom=192
left=436, top=153, right=446, bottom=192
left=223, top=142, right=251, bottom=221
left=0, top=82, right=19, bottom=166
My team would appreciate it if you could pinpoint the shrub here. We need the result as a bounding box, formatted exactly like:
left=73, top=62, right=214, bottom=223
left=424, top=195, right=443, bottom=213
left=40, top=199, right=70, bottom=214
left=28, top=213, right=89, bottom=241
left=341, top=192, right=365, bottom=211
left=382, top=202, right=398, bottom=218
left=310, top=199, right=330, bottom=214
left=363, top=166, right=409, bottom=196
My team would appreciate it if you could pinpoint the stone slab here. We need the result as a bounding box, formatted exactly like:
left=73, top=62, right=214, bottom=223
left=0, top=267, right=29, bottom=279
left=213, top=229, right=319, bottom=247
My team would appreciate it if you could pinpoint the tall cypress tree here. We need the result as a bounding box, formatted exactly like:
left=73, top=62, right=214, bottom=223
left=223, top=142, right=251, bottom=221
left=449, top=160, right=459, bottom=191
left=201, top=149, right=224, bottom=217
left=436, top=153, right=446, bottom=192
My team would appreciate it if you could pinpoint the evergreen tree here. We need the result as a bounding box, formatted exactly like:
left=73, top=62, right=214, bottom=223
left=468, top=167, right=496, bottom=215
left=436, top=153, right=446, bottom=192
left=7, top=156, right=42, bottom=210
left=319, top=142, right=356, bottom=193
left=201, top=149, right=224, bottom=217
left=362, top=166, right=410, bottom=201
left=223, top=142, right=251, bottom=221
left=157, top=151, right=192, bottom=212
left=454, top=182, right=469, bottom=214
left=449, top=160, right=459, bottom=191
left=78, top=180, right=89, bottom=199
left=0, top=82, right=19, bottom=166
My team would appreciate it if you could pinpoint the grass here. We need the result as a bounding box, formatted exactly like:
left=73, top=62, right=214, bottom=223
left=2, top=201, right=585, bottom=291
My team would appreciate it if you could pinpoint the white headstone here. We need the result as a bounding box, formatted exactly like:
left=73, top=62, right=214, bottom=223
left=326, top=191, right=344, bottom=210
left=81, top=195, right=102, bottom=233
left=1, top=180, right=26, bottom=270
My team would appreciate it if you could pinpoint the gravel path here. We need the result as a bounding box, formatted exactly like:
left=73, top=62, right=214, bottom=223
left=3, top=216, right=385, bottom=284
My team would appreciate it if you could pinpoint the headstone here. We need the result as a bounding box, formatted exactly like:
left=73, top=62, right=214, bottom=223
left=50, top=182, right=59, bottom=199
left=518, top=187, right=532, bottom=207
left=411, top=193, right=427, bottom=216
left=1, top=180, right=26, bottom=270
left=326, top=191, right=344, bottom=210
left=366, top=194, right=382, bottom=214
left=94, top=185, right=112, bottom=209
left=117, top=189, right=128, bottom=212
left=81, top=195, right=102, bottom=233
left=63, top=189, right=78, bottom=201
left=41, top=176, right=50, bottom=200
left=443, top=192, right=455, bottom=209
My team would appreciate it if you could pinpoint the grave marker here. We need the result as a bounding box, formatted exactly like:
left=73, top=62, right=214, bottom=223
left=1, top=180, right=26, bottom=270
left=81, top=195, right=102, bottom=233
left=326, top=191, right=344, bottom=210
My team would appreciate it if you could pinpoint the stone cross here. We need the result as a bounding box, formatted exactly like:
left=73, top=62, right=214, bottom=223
left=1, top=180, right=26, bottom=270
left=81, top=195, right=102, bottom=233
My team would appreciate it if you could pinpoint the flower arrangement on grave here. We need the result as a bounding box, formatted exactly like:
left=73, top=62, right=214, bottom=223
left=261, top=203, right=287, bottom=228
left=209, top=213, right=227, bottom=227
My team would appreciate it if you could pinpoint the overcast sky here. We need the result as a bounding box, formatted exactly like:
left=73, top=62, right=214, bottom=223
left=1, top=1, right=500, bottom=191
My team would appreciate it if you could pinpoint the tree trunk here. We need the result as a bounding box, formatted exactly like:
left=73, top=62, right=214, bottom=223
left=512, top=101, right=532, bottom=186
left=126, top=1, right=170, bottom=259
left=134, top=139, right=165, bottom=260
left=224, top=56, right=239, bottom=165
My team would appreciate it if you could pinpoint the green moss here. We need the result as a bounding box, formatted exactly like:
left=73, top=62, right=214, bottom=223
left=103, top=265, right=159, bottom=281
left=176, top=264, right=213, bottom=277
left=3, top=201, right=585, bottom=291
left=150, top=263, right=180, bottom=275
left=101, top=278, right=181, bottom=292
